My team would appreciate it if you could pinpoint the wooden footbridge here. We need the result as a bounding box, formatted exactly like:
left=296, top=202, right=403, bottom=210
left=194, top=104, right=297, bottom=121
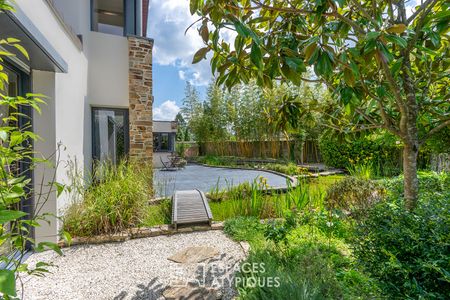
left=172, top=190, right=213, bottom=229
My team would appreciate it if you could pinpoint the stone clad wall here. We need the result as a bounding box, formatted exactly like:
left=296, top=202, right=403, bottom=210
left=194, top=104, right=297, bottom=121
left=128, top=36, right=153, bottom=160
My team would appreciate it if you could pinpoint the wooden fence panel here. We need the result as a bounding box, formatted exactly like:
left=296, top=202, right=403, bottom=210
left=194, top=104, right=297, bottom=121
left=199, top=140, right=322, bottom=163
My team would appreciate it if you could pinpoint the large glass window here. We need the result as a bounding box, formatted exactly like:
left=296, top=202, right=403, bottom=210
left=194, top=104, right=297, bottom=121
left=91, top=0, right=124, bottom=36
left=153, top=133, right=175, bottom=152
left=92, top=108, right=129, bottom=164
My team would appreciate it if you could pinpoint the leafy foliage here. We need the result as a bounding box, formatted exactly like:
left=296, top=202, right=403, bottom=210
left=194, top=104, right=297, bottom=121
left=189, top=0, right=450, bottom=208
left=264, top=212, right=297, bottom=247
left=324, top=177, right=385, bottom=219
left=183, top=79, right=331, bottom=146
left=0, top=3, right=67, bottom=296
left=227, top=218, right=380, bottom=299
left=223, top=216, right=264, bottom=242
left=352, top=174, right=450, bottom=298
left=319, top=134, right=401, bottom=176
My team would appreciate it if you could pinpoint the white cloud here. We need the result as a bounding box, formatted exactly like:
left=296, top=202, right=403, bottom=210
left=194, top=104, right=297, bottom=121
left=178, top=70, right=186, bottom=81
left=153, top=100, right=180, bottom=121
left=148, top=0, right=212, bottom=86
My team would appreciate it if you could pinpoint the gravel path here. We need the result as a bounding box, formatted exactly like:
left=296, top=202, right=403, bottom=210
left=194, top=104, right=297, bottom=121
left=19, top=231, right=245, bottom=300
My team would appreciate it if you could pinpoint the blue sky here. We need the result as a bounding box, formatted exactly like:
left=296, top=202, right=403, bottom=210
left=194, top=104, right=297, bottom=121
left=147, top=0, right=211, bottom=121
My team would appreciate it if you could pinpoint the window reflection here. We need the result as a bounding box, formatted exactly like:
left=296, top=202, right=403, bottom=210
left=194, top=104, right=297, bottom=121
left=92, top=0, right=124, bottom=36
left=92, top=108, right=129, bottom=165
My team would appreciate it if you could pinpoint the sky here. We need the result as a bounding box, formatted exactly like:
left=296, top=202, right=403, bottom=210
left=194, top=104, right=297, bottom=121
left=147, top=0, right=421, bottom=121
left=147, top=0, right=211, bottom=121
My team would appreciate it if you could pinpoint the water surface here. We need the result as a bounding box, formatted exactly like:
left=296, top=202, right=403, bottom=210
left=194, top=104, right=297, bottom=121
left=153, top=164, right=289, bottom=197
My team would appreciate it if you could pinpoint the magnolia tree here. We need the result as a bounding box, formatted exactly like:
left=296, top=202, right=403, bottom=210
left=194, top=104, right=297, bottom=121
left=189, top=0, right=449, bottom=209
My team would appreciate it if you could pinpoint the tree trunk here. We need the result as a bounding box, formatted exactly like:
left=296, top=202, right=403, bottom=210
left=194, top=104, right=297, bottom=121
left=401, top=70, right=420, bottom=210
left=403, top=139, right=419, bottom=210
left=400, top=46, right=420, bottom=210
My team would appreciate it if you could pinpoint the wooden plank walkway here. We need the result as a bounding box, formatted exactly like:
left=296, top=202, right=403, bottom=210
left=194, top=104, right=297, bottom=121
left=172, top=189, right=213, bottom=229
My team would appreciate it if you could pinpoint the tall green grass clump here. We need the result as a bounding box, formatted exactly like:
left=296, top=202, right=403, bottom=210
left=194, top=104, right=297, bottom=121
left=64, top=160, right=152, bottom=237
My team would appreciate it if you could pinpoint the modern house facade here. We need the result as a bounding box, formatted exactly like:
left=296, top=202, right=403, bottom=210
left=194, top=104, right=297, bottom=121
left=0, top=0, right=153, bottom=243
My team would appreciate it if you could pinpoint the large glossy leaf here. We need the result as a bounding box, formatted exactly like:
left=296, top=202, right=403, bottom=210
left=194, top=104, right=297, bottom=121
left=250, top=42, right=263, bottom=69
left=0, top=210, right=27, bottom=223
left=384, top=34, right=407, bottom=48
left=0, top=269, right=16, bottom=296
left=192, top=47, right=209, bottom=64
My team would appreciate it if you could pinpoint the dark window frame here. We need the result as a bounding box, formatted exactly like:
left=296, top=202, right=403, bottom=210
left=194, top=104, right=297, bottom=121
left=91, top=107, right=130, bottom=163
left=90, top=0, right=138, bottom=36
left=153, top=132, right=176, bottom=153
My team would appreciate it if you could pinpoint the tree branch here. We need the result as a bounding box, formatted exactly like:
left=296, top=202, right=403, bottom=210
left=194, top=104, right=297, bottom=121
left=406, top=0, right=438, bottom=24
left=421, top=118, right=450, bottom=144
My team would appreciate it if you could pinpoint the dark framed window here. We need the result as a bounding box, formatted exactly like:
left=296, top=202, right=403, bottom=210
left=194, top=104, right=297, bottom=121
left=153, top=132, right=175, bottom=152
left=91, top=0, right=141, bottom=36
left=92, top=107, right=129, bottom=164
left=91, top=0, right=125, bottom=36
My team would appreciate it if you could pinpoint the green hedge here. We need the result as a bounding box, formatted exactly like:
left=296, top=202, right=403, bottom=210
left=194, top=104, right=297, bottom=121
left=319, top=135, right=401, bottom=175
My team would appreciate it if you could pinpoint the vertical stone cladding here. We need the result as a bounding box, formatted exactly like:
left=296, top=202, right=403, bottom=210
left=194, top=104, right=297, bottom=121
left=128, top=36, right=154, bottom=161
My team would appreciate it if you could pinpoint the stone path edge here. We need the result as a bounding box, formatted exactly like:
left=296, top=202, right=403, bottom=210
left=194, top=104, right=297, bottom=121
left=57, top=222, right=225, bottom=248
left=58, top=218, right=286, bottom=249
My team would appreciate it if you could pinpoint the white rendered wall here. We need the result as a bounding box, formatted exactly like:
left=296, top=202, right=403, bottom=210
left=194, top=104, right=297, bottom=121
left=86, top=31, right=129, bottom=108
left=32, top=71, right=58, bottom=243
left=15, top=0, right=89, bottom=242
left=51, top=0, right=91, bottom=35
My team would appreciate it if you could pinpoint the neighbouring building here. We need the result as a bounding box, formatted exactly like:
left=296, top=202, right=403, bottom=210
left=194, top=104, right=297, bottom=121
left=153, top=121, right=177, bottom=168
left=0, top=0, right=153, bottom=243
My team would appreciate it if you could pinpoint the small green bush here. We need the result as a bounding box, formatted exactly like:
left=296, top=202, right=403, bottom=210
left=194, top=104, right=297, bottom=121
left=352, top=174, right=450, bottom=299
left=236, top=249, right=319, bottom=300
left=264, top=163, right=308, bottom=176
left=384, top=171, right=450, bottom=199
left=324, top=177, right=385, bottom=218
left=236, top=236, right=380, bottom=299
left=223, top=216, right=264, bottom=242
left=64, top=160, right=152, bottom=237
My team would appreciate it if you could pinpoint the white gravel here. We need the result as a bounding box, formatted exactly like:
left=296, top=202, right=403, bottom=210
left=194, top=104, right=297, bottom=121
left=19, top=231, right=245, bottom=300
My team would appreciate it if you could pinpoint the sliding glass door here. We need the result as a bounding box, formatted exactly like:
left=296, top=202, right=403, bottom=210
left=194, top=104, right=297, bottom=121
left=92, top=108, right=129, bottom=165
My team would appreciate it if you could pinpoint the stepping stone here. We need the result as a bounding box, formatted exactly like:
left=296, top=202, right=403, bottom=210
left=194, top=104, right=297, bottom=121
left=163, top=286, right=221, bottom=300
left=168, top=246, right=219, bottom=264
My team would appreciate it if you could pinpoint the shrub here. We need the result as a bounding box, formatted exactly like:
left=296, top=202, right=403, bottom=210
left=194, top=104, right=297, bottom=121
left=64, top=160, right=152, bottom=237
left=236, top=249, right=319, bottom=300
left=319, top=134, right=401, bottom=176
left=237, top=237, right=380, bottom=299
left=324, top=177, right=385, bottom=218
left=264, top=163, right=308, bottom=176
left=352, top=180, right=450, bottom=299
left=223, top=216, right=264, bottom=242
left=384, top=171, right=449, bottom=200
